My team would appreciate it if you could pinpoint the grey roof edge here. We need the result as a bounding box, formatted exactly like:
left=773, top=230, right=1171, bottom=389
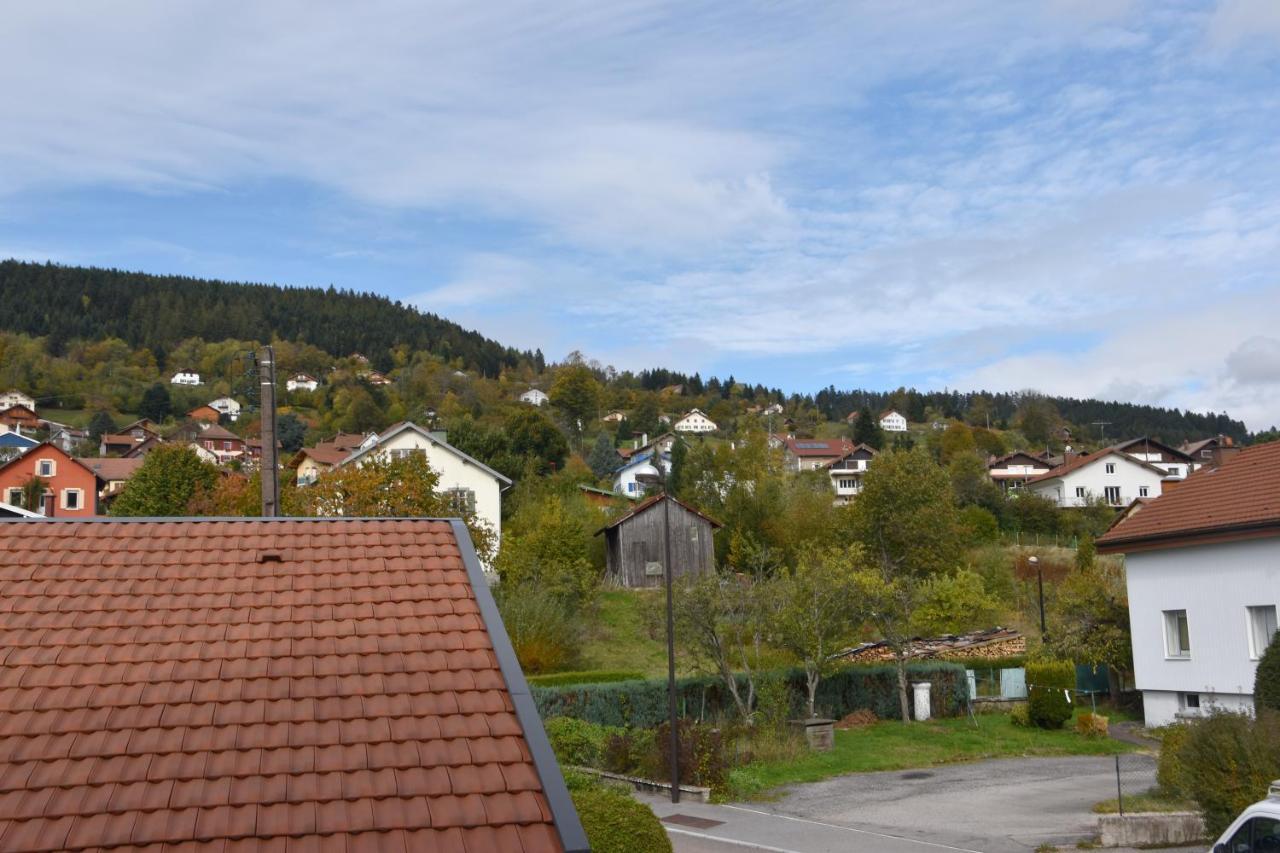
left=449, top=519, right=590, bottom=853
left=339, top=422, right=513, bottom=487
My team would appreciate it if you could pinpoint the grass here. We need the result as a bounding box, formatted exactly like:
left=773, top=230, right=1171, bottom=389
left=1092, top=789, right=1195, bottom=814
left=726, top=713, right=1136, bottom=800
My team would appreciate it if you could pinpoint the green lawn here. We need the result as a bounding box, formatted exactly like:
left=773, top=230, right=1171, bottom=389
left=727, top=714, right=1135, bottom=800
left=1093, top=789, right=1194, bottom=814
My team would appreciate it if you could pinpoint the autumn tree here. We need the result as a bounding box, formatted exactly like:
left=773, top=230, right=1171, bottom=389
left=111, top=444, right=219, bottom=516
left=550, top=363, right=602, bottom=444
left=1049, top=536, right=1132, bottom=692
left=494, top=493, right=599, bottom=605
left=504, top=408, right=569, bottom=474
left=850, top=447, right=963, bottom=722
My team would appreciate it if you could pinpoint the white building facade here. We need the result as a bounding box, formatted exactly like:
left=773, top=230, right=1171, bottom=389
left=170, top=370, right=201, bottom=386
left=1026, top=451, right=1166, bottom=508
left=673, top=409, right=717, bottom=433
left=208, top=397, right=242, bottom=421
left=287, top=374, right=320, bottom=392
left=519, top=389, right=549, bottom=407
left=0, top=391, right=35, bottom=411
left=879, top=410, right=908, bottom=432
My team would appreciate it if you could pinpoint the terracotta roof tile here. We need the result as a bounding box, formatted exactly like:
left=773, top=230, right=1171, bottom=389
left=0, top=519, right=577, bottom=851
left=1098, top=440, right=1280, bottom=551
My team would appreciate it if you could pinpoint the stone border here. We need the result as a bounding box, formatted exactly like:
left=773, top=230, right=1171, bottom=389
left=1098, top=812, right=1206, bottom=848
left=571, top=766, right=714, bottom=803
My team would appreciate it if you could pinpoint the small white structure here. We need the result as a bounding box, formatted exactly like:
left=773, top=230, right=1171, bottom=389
left=519, top=389, right=549, bottom=407
left=286, top=373, right=320, bottom=393
left=170, top=369, right=201, bottom=386
left=0, top=390, right=35, bottom=411
left=1025, top=449, right=1166, bottom=508
left=1098, top=440, right=1280, bottom=727
left=612, top=455, right=669, bottom=499
left=337, top=422, right=511, bottom=543
left=673, top=409, right=717, bottom=433
left=823, top=444, right=876, bottom=504
left=879, top=410, right=908, bottom=432
left=601, top=411, right=626, bottom=424
left=208, top=397, right=242, bottom=422
left=762, top=403, right=784, bottom=416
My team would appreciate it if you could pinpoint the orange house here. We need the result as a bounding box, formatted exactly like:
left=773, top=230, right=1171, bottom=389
left=187, top=404, right=221, bottom=423
left=0, top=442, right=101, bottom=517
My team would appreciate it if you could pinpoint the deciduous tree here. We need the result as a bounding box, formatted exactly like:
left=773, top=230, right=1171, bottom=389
left=111, top=444, right=219, bottom=516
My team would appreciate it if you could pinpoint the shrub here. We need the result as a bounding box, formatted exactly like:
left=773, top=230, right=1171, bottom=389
left=649, top=720, right=736, bottom=790
left=528, top=670, right=646, bottom=688
left=601, top=730, right=644, bottom=776
left=1026, top=660, right=1074, bottom=729
left=753, top=670, right=793, bottom=733
left=1009, top=703, right=1031, bottom=727
left=1176, top=710, right=1280, bottom=837
left=570, top=779, right=673, bottom=853
left=1255, top=632, right=1280, bottom=713
left=1075, top=712, right=1108, bottom=738
left=544, top=717, right=618, bottom=768
left=495, top=583, right=582, bottom=673
left=958, top=504, right=1000, bottom=545
left=1156, top=723, right=1193, bottom=798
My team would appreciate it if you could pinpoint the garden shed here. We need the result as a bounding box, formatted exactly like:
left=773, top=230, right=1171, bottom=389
left=596, top=493, right=720, bottom=588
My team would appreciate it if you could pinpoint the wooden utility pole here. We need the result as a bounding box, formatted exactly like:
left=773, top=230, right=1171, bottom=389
left=258, top=345, right=280, bottom=517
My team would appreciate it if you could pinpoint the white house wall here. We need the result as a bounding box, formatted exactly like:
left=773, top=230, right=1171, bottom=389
left=1126, top=537, right=1280, bottom=727
left=1030, top=456, right=1165, bottom=508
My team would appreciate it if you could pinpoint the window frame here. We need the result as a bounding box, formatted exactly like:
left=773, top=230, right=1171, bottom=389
left=1247, top=604, right=1278, bottom=660
left=1139, top=486, right=1149, bottom=498
left=1164, top=609, right=1191, bottom=659
left=1104, top=485, right=1122, bottom=505
left=6, top=487, right=23, bottom=507
left=36, top=458, right=56, bottom=477
left=1105, top=462, right=1116, bottom=474
left=60, top=488, right=83, bottom=511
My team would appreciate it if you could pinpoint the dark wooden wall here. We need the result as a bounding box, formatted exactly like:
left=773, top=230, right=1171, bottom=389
left=604, top=499, right=715, bottom=588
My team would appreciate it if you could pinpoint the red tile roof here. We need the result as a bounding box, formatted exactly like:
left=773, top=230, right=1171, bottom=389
left=1097, top=440, right=1280, bottom=552
left=0, top=518, right=583, bottom=852
left=74, top=457, right=145, bottom=483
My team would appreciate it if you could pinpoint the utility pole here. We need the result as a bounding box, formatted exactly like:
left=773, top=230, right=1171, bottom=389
left=258, top=345, right=280, bottom=517
left=1092, top=421, right=1111, bottom=441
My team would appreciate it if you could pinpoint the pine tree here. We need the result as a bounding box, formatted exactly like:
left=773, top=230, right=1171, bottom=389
left=852, top=406, right=884, bottom=450
left=586, top=432, right=619, bottom=480
left=138, top=383, right=172, bottom=423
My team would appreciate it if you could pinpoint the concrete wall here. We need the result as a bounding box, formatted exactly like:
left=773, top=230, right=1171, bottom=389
left=1098, top=812, right=1205, bottom=847
left=1127, top=537, right=1280, bottom=727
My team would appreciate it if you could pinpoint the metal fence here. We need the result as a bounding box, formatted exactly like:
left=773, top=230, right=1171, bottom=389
left=1109, top=751, right=1160, bottom=816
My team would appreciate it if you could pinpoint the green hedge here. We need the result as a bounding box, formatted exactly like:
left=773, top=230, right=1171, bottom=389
left=1027, top=660, right=1074, bottom=729
left=528, top=670, right=647, bottom=688
left=533, top=662, right=968, bottom=728
left=566, top=771, right=672, bottom=853
left=1255, top=633, right=1280, bottom=713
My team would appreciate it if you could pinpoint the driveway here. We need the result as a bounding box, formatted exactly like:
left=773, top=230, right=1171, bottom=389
left=641, top=754, right=1196, bottom=853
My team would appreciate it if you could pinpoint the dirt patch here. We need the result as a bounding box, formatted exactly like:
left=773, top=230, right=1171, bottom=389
left=834, top=709, right=878, bottom=729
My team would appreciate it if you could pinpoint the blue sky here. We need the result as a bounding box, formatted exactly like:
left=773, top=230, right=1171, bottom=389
left=3, top=1, right=1280, bottom=428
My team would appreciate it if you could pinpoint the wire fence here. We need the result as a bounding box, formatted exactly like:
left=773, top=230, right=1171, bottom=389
left=1110, top=751, right=1159, bottom=816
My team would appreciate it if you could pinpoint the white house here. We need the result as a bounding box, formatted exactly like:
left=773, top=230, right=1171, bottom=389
left=1098, top=440, right=1280, bottom=727
left=822, top=444, right=877, bottom=504
left=208, top=397, right=242, bottom=421
left=0, top=390, right=35, bottom=411
left=519, top=389, right=549, bottom=407
left=337, top=422, right=511, bottom=543
left=286, top=373, right=320, bottom=392
left=762, top=403, right=784, bottom=416
left=879, top=410, right=908, bottom=432
left=1024, top=449, right=1167, bottom=508
left=1110, top=437, right=1196, bottom=481
left=612, top=454, right=670, bottom=499
left=673, top=409, right=717, bottom=433
left=170, top=369, right=201, bottom=386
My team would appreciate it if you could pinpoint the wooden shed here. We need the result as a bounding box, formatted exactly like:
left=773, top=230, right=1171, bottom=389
left=596, top=493, right=720, bottom=589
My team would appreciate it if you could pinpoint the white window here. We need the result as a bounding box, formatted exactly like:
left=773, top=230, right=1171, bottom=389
left=1075, top=487, right=1086, bottom=498
left=1201, top=449, right=1212, bottom=458
left=446, top=487, right=476, bottom=516
left=61, top=489, right=82, bottom=511
left=1248, top=605, right=1278, bottom=659
left=1105, top=462, right=1116, bottom=474
left=1164, top=609, right=1191, bottom=658
left=36, top=459, right=55, bottom=477
left=838, top=479, right=856, bottom=489
left=1139, top=486, right=1149, bottom=498
left=6, top=488, right=22, bottom=506
left=1104, top=486, right=1121, bottom=504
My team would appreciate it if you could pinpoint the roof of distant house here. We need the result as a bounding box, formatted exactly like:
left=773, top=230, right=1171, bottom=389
left=342, top=422, right=512, bottom=486
left=1097, top=440, right=1280, bottom=553
left=74, top=456, right=144, bottom=482
left=782, top=436, right=855, bottom=457
left=1024, top=448, right=1169, bottom=485
left=819, top=444, right=878, bottom=468
left=1108, top=436, right=1194, bottom=462
left=195, top=424, right=242, bottom=442
left=0, top=517, right=585, bottom=852
left=988, top=451, right=1051, bottom=468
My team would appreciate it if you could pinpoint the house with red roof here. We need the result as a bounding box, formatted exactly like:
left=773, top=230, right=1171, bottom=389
left=780, top=436, right=855, bottom=472
left=1098, top=440, right=1280, bottom=726
left=0, top=517, right=587, bottom=851
left=0, top=442, right=103, bottom=516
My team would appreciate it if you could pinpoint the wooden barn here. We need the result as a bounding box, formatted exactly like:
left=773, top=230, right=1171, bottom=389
left=596, top=493, right=720, bottom=588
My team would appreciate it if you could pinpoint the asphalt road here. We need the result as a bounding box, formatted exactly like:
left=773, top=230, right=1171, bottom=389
left=642, top=754, right=1198, bottom=853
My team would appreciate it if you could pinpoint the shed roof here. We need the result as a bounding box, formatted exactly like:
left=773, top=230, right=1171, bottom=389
left=0, top=517, right=584, bottom=852
left=1097, top=440, right=1280, bottom=553
left=595, top=493, right=722, bottom=534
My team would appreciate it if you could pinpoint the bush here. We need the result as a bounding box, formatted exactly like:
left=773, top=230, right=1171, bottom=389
left=1075, top=712, right=1108, bottom=738
left=602, top=730, right=644, bottom=776
left=1255, top=632, right=1280, bottom=713
left=532, top=662, right=968, bottom=728
left=495, top=583, right=582, bottom=673
left=1009, top=703, right=1031, bottom=727
left=1156, top=723, right=1193, bottom=798
left=528, top=670, right=646, bottom=688
left=753, top=670, right=793, bottom=733
left=1176, top=710, right=1280, bottom=837
left=1026, top=659, right=1074, bottom=729
left=570, top=778, right=673, bottom=853
left=649, top=720, right=735, bottom=790
left=958, top=505, right=1000, bottom=545
left=544, top=717, right=618, bottom=768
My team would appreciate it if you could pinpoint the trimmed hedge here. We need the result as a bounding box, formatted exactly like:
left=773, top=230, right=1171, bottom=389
left=1027, top=659, right=1074, bottom=729
left=564, top=770, right=672, bottom=853
left=544, top=717, right=620, bottom=768
left=533, top=662, right=968, bottom=728
left=528, top=670, right=647, bottom=688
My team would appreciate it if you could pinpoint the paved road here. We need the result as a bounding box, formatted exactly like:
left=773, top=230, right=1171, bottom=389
left=642, top=754, right=1198, bottom=853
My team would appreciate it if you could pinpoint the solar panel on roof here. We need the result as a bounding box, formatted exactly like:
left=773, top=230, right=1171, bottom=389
left=795, top=442, right=829, bottom=449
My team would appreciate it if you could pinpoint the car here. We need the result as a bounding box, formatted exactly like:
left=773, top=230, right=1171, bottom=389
left=1211, top=780, right=1280, bottom=852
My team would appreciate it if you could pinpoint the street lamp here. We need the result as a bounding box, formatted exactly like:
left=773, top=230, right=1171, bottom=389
left=635, top=468, right=680, bottom=804
left=1029, top=555, right=1048, bottom=644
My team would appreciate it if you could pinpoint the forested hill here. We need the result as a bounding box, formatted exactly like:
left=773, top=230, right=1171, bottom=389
left=0, top=260, right=539, bottom=376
